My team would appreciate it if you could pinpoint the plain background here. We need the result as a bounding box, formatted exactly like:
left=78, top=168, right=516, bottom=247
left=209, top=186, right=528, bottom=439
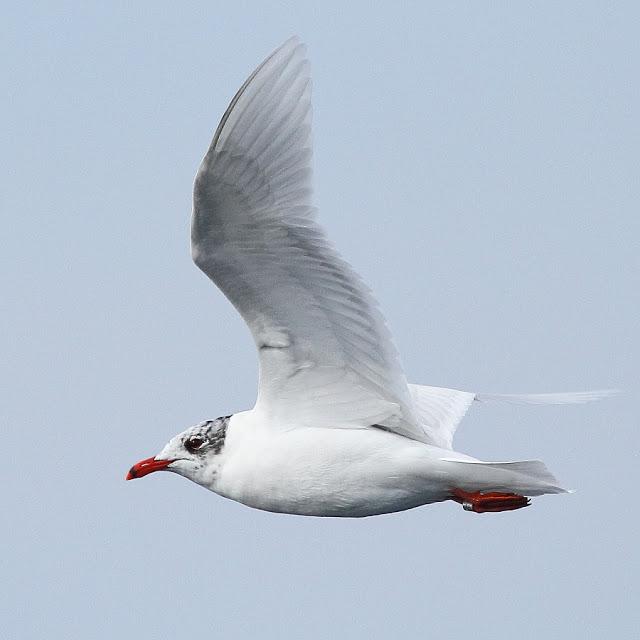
left=2, top=2, right=638, bottom=638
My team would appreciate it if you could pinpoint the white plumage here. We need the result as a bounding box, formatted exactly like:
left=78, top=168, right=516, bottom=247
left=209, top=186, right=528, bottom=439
left=127, top=38, right=615, bottom=517
left=192, top=38, right=420, bottom=439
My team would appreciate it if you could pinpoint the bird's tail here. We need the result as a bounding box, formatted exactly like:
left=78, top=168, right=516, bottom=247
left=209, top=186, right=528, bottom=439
left=441, top=458, right=569, bottom=497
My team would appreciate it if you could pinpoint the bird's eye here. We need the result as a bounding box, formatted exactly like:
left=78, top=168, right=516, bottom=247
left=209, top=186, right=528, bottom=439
left=185, top=435, right=205, bottom=453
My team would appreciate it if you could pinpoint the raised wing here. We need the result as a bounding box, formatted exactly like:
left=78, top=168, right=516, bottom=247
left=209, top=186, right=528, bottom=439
left=409, top=383, right=619, bottom=450
left=191, top=38, right=424, bottom=440
left=408, top=384, right=476, bottom=450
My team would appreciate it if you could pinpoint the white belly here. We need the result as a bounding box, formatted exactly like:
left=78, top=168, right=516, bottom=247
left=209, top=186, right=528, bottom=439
left=213, top=424, right=453, bottom=517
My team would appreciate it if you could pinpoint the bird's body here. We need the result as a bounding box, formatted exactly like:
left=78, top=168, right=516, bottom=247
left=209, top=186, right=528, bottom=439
left=156, top=409, right=566, bottom=517
left=127, top=37, right=614, bottom=517
left=196, top=412, right=452, bottom=517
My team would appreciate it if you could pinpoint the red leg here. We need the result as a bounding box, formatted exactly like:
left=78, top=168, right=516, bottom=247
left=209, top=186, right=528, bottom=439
left=451, top=488, right=530, bottom=513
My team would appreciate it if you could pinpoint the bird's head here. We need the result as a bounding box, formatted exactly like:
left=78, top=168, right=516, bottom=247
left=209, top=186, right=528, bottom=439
left=126, top=415, right=231, bottom=487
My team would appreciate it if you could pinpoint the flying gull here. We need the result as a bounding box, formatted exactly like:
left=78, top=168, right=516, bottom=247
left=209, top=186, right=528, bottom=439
left=127, top=38, right=614, bottom=516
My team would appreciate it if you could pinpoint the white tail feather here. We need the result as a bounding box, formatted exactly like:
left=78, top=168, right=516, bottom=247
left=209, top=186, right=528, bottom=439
left=440, top=458, right=568, bottom=496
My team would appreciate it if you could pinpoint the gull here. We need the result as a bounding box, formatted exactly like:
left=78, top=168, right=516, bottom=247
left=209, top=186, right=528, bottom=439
left=126, top=37, right=614, bottom=516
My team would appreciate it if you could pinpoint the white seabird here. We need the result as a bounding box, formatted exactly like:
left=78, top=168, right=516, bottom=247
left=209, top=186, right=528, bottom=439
left=126, top=37, right=614, bottom=516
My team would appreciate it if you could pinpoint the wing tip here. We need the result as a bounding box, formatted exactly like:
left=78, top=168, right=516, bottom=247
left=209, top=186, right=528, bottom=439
left=208, top=36, right=310, bottom=154
left=475, top=389, right=622, bottom=405
left=271, top=35, right=307, bottom=64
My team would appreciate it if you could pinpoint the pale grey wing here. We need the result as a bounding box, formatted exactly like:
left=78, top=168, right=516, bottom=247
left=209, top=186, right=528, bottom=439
left=192, top=38, right=424, bottom=440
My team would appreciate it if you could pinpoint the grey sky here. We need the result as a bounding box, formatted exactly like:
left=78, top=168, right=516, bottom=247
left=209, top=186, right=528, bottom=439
left=2, top=2, right=638, bottom=638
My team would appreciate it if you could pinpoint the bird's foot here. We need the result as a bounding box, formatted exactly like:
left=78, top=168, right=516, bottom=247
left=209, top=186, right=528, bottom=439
left=451, top=489, right=530, bottom=513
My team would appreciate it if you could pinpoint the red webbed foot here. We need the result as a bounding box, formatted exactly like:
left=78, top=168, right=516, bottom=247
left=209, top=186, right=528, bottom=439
left=451, top=488, right=531, bottom=513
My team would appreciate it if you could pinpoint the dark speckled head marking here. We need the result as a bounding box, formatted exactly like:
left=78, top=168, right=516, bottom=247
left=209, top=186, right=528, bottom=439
left=183, top=415, right=231, bottom=456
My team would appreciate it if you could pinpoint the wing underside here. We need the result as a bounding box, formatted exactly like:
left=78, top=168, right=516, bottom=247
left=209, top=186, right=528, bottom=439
left=191, top=38, right=424, bottom=440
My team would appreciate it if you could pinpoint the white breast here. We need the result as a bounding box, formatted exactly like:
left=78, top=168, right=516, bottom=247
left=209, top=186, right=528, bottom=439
left=211, top=412, right=449, bottom=517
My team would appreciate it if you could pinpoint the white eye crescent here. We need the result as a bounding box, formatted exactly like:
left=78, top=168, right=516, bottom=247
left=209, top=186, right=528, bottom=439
left=185, top=435, right=205, bottom=453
